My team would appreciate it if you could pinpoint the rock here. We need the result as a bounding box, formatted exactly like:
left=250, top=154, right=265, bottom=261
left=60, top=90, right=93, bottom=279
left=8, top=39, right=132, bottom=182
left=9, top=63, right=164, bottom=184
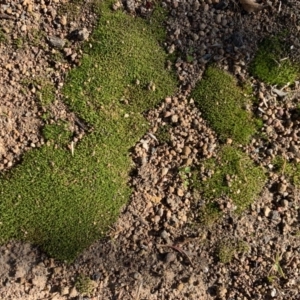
left=32, top=275, right=47, bottom=289
left=161, top=230, right=170, bottom=242
left=183, top=146, right=191, bottom=156
left=171, top=114, right=178, bottom=123
left=177, top=188, right=184, bottom=197
left=176, top=282, right=184, bottom=291
left=273, top=88, right=287, bottom=97
left=69, top=286, right=78, bottom=298
left=60, top=15, right=67, bottom=26
left=68, top=28, right=89, bottom=41
left=61, top=286, right=69, bottom=296
left=48, top=36, right=66, bottom=48
left=15, top=265, right=27, bottom=278
left=165, top=252, right=176, bottom=264
left=231, top=32, right=244, bottom=47
left=264, top=206, right=271, bottom=217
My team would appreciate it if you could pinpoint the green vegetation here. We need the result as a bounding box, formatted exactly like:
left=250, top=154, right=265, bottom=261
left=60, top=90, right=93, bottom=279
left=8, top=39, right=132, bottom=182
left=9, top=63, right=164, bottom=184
left=179, top=166, right=191, bottom=189
left=156, top=124, right=172, bottom=144
left=272, top=156, right=300, bottom=187
left=191, top=67, right=257, bottom=144
left=42, top=123, right=72, bottom=146
left=193, top=145, right=266, bottom=213
left=75, top=274, right=95, bottom=295
left=198, top=202, right=221, bottom=226
left=37, top=81, right=56, bottom=105
left=217, top=239, right=249, bottom=264
left=21, top=77, right=56, bottom=106
left=0, top=1, right=177, bottom=262
left=250, top=35, right=299, bottom=86
left=267, top=252, right=286, bottom=283
left=0, top=28, right=7, bottom=43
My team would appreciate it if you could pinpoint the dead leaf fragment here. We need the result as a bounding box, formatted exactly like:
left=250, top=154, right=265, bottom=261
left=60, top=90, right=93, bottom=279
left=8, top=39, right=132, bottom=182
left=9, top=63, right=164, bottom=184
left=239, top=0, right=263, bottom=13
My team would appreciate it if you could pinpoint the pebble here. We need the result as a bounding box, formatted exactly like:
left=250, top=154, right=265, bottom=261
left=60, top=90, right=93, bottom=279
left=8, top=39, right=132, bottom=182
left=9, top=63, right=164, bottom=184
left=48, top=36, right=66, bottom=48
left=264, top=206, right=271, bottom=217
left=165, top=252, right=176, bottom=264
left=171, top=114, right=179, bottom=123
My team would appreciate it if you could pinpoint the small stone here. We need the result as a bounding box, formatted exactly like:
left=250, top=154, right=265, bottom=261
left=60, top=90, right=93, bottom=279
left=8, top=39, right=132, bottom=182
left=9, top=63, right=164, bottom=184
left=218, top=286, right=227, bottom=298
left=176, top=282, right=184, bottom=291
left=69, top=287, right=78, bottom=298
left=216, top=14, right=222, bottom=23
left=177, top=188, right=184, bottom=197
left=273, top=88, right=287, bottom=97
left=48, top=36, right=66, bottom=48
left=183, top=146, right=191, bottom=156
left=133, top=272, right=142, bottom=281
left=264, top=206, right=271, bottom=217
left=226, top=138, right=233, bottom=144
left=112, top=1, right=122, bottom=10
left=21, top=24, right=27, bottom=32
left=68, top=28, right=89, bottom=41
left=270, top=288, right=277, bottom=297
left=161, top=230, right=169, bottom=242
left=278, top=183, right=287, bottom=194
left=171, top=114, right=178, bottom=123
left=60, top=15, right=67, bottom=26
left=161, top=168, right=169, bottom=176
left=165, top=252, right=176, bottom=264
left=61, top=286, right=69, bottom=296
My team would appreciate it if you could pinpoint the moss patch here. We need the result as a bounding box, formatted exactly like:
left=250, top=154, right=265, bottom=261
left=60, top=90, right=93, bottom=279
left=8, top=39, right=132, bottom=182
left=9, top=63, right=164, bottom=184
left=193, top=145, right=266, bottom=213
left=191, top=67, right=257, bottom=144
left=250, top=35, right=299, bottom=86
left=0, top=1, right=177, bottom=262
left=272, top=156, right=300, bottom=187
left=217, top=239, right=249, bottom=264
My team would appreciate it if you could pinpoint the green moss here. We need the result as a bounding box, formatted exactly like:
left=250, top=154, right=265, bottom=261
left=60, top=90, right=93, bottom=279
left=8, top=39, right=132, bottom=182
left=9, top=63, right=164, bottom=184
left=272, top=156, right=300, bottom=187
left=42, top=123, right=72, bottom=147
left=193, top=145, right=266, bottom=213
left=0, top=1, right=177, bottom=262
left=191, top=67, right=257, bottom=144
left=37, top=82, right=56, bottom=106
left=217, top=239, right=249, bottom=264
left=199, top=202, right=222, bottom=226
left=156, top=124, right=172, bottom=144
left=250, top=35, right=299, bottom=86
left=75, top=274, right=95, bottom=295
left=0, top=28, right=7, bottom=43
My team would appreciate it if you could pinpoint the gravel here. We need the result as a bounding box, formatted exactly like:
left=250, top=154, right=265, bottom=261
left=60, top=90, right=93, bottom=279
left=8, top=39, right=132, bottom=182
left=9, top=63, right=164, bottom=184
left=1, top=0, right=300, bottom=299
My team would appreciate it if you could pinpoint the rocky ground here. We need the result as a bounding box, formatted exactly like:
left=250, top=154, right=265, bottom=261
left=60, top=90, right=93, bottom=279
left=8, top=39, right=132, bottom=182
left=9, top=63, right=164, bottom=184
left=0, top=0, right=300, bottom=299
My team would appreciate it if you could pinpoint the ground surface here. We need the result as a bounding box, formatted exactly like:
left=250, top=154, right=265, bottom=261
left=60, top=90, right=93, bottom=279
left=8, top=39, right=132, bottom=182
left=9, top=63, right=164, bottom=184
left=0, top=0, right=300, bottom=299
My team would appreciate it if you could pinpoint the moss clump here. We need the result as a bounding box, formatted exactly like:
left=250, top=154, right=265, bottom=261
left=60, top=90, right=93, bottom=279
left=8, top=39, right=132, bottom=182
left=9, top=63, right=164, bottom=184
left=193, top=145, right=266, bottom=213
left=156, top=124, right=172, bottom=144
left=42, top=123, right=72, bottom=147
left=250, top=36, right=299, bottom=86
left=75, top=274, right=95, bottom=295
left=199, top=202, right=222, bottom=226
left=191, top=67, right=257, bottom=144
left=0, top=1, right=177, bottom=262
left=217, top=239, right=249, bottom=264
left=272, top=156, right=300, bottom=187
left=0, top=28, right=7, bottom=43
